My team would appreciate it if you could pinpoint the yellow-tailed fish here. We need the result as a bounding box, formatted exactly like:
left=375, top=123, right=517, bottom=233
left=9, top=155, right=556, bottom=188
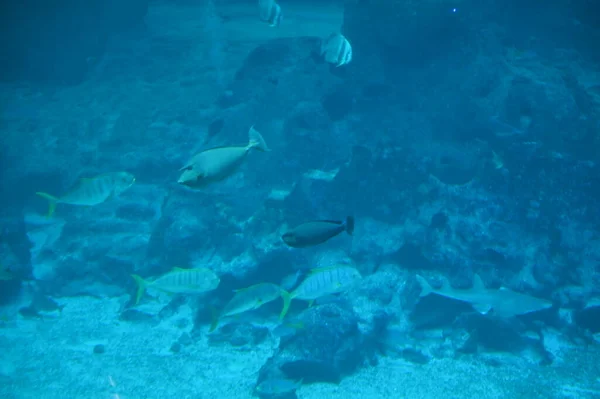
left=280, top=266, right=362, bottom=318
left=210, top=282, right=289, bottom=332
left=36, top=171, right=135, bottom=217
left=131, top=267, right=220, bottom=305
left=177, top=126, right=269, bottom=189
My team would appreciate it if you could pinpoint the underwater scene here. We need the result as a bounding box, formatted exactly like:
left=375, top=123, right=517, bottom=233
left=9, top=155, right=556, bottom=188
left=1, top=0, right=600, bottom=398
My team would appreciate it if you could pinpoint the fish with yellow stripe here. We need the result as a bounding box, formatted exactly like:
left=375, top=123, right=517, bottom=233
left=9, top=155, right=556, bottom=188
left=131, top=267, right=220, bottom=305
left=210, top=282, right=289, bottom=332
left=279, top=266, right=362, bottom=318
left=36, top=171, right=135, bottom=217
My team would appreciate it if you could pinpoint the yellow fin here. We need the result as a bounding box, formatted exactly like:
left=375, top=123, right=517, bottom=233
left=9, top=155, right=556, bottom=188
left=131, top=274, right=148, bottom=305
left=35, top=192, right=59, bottom=217
left=279, top=289, right=291, bottom=320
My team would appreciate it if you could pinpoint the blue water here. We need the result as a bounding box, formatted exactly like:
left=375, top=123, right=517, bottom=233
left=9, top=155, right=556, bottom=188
left=1, top=1, right=600, bottom=398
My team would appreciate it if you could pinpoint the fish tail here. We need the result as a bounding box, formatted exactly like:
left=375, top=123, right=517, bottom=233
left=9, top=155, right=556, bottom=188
left=415, top=275, right=433, bottom=298
left=247, top=125, right=270, bottom=152
left=345, top=216, right=355, bottom=235
left=131, top=274, right=148, bottom=305
left=35, top=192, right=59, bottom=217
left=209, top=306, right=220, bottom=332
left=279, top=289, right=292, bottom=320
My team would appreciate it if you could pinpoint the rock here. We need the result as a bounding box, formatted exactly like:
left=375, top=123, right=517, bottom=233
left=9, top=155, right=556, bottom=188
left=257, top=303, right=362, bottom=385
left=93, top=344, right=106, bottom=355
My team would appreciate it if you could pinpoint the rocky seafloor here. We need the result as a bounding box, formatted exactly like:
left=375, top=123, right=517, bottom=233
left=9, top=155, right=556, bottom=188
left=1, top=0, right=600, bottom=398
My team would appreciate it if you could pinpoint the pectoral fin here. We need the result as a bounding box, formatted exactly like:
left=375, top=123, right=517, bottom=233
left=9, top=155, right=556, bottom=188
left=473, top=303, right=492, bottom=314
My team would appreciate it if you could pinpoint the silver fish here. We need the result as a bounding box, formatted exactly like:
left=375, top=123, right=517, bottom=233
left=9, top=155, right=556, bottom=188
left=36, top=172, right=135, bottom=217
left=178, top=126, right=269, bottom=188
left=320, top=33, right=352, bottom=67
left=416, top=274, right=553, bottom=318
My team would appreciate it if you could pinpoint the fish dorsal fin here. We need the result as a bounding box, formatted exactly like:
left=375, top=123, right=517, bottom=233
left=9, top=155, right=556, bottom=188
left=473, top=303, right=492, bottom=314
left=172, top=267, right=187, bottom=272
left=309, top=266, right=336, bottom=274
left=472, top=274, right=485, bottom=291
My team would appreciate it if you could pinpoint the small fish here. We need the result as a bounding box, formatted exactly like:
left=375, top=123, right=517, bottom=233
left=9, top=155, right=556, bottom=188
left=31, top=294, right=65, bottom=313
left=416, top=274, right=553, bottom=318
left=280, top=266, right=362, bottom=318
left=211, top=283, right=289, bottom=332
left=491, top=150, right=504, bottom=170
left=131, top=267, right=220, bottom=305
left=0, top=265, right=14, bottom=281
left=272, top=321, right=304, bottom=338
left=258, top=0, right=282, bottom=27
left=256, top=378, right=303, bottom=396
left=282, top=216, right=354, bottom=248
left=178, top=126, right=269, bottom=188
left=36, top=171, right=135, bottom=217
left=320, top=33, right=352, bottom=67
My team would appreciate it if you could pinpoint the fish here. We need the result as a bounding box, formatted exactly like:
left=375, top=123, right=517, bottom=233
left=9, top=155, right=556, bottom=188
left=320, top=33, right=352, bottom=67
left=0, top=265, right=14, bottom=281
left=131, top=267, right=220, bottom=305
left=272, top=321, right=304, bottom=339
left=31, top=294, right=65, bottom=313
left=211, top=283, right=289, bottom=332
left=177, top=126, right=269, bottom=188
left=256, top=378, right=302, bottom=396
left=416, top=274, right=553, bottom=318
left=281, top=216, right=354, bottom=248
left=280, top=266, right=362, bottom=318
left=36, top=171, right=135, bottom=217
left=258, top=0, right=282, bottom=27
left=280, top=270, right=304, bottom=291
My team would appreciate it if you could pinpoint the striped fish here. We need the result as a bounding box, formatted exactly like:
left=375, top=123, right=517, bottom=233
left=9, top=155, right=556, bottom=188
left=320, top=33, right=352, bottom=67
left=280, top=266, right=362, bottom=318
left=210, top=282, right=289, bottom=331
left=258, top=0, right=282, bottom=27
left=131, top=267, right=220, bottom=305
left=36, top=171, right=135, bottom=217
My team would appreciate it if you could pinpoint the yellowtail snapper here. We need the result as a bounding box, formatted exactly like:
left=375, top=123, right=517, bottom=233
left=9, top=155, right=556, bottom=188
left=131, top=267, right=220, bottom=305
left=282, top=216, right=354, bottom=248
left=210, top=282, right=290, bottom=332
left=280, top=266, right=362, bottom=318
left=36, top=171, right=135, bottom=217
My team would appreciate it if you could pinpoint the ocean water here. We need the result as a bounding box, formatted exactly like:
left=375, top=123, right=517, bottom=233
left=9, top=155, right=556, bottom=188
left=1, top=0, right=600, bottom=398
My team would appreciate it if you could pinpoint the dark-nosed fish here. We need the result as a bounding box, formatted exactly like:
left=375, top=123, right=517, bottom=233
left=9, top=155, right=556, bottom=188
left=211, top=283, right=289, bottom=332
left=416, top=274, right=553, bottom=318
left=131, top=267, right=220, bottom=305
left=256, top=378, right=303, bottom=396
left=36, top=171, right=135, bottom=217
left=258, top=0, right=282, bottom=27
left=280, top=266, right=362, bottom=318
left=178, top=126, right=269, bottom=188
left=282, top=216, right=354, bottom=248
left=321, top=33, right=352, bottom=67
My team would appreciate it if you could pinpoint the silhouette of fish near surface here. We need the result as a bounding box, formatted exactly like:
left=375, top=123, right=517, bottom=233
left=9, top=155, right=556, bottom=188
left=282, top=216, right=354, bottom=248
left=178, top=126, right=269, bottom=188
left=416, top=274, right=553, bottom=318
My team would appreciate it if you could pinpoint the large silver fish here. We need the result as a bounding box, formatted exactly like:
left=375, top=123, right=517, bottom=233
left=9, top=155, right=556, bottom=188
left=178, top=126, right=269, bottom=188
left=36, top=171, right=135, bottom=217
left=416, top=274, right=553, bottom=318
